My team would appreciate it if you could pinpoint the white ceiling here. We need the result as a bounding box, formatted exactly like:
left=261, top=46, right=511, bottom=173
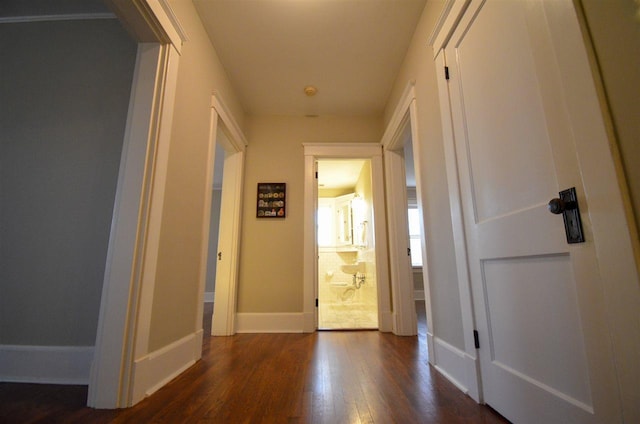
left=317, top=159, right=366, bottom=189
left=193, top=0, right=427, bottom=117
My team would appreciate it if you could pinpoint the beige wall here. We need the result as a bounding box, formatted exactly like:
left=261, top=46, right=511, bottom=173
left=237, top=116, right=382, bottom=313
left=355, top=160, right=374, bottom=246
left=0, top=19, right=137, bottom=345
left=580, top=0, right=640, bottom=245
left=384, top=0, right=465, bottom=349
left=148, top=0, right=245, bottom=351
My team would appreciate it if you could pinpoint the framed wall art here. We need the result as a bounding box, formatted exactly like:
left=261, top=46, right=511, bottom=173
left=256, top=183, right=286, bottom=218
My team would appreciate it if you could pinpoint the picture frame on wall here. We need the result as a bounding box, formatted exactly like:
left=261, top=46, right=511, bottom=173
left=256, top=183, right=286, bottom=218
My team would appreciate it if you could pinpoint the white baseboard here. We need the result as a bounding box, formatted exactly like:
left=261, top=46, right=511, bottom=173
left=414, top=290, right=425, bottom=300
left=131, top=330, right=202, bottom=405
left=432, top=336, right=472, bottom=394
left=204, top=291, right=215, bottom=303
left=0, top=344, right=94, bottom=385
left=426, top=332, right=436, bottom=366
left=236, top=313, right=304, bottom=333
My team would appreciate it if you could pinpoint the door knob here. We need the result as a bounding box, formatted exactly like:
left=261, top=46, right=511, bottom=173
left=548, top=187, right=585, bottom=243
left=547, top=198, right=577, bottom=215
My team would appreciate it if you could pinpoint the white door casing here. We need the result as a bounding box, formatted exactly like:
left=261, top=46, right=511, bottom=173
left=381, top=82, right=423, bottom=337
left=303, top=143, right=392, bottom=333
left=383, top=148, right=417, bottom=336
left=89, top=0, right=188, bottom=408
left=435, top=0, right=640, bottom=422
left=208, top=93, right=248, bottom=337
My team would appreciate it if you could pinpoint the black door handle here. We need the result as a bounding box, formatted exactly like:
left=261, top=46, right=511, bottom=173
left=547, top=198, right=577, bottom=215
left=548, top=187, right=585, bottom=244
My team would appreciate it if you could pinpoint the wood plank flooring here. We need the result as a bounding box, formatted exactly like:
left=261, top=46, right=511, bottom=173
left=0, top=302, right=509, bottom=423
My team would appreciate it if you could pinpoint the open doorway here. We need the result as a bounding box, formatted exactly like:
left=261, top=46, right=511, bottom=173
left=316, top=159, right=379, bottom=330
left=303, top=143, right=392, bottom=333
left=381, top=83, right=430, bottom=339
left=401, top=126, right=427, bottom=336
left=203, top=139, right=225, bottom=335
left=197, top=94, right=247, bottom=338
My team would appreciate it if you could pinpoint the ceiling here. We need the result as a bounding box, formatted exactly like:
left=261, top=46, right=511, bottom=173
left=317, top=160, right=366, bottom=189
left=3, top=0, right=427, bottom=118
left=193, top=0, right=427, bottom=117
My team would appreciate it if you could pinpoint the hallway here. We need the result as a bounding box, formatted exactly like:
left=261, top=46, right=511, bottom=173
left=0, top=302, right=507, bottom=423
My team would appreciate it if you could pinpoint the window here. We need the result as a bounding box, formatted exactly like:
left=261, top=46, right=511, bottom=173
left=317, top=203, right=334, bottom=246
left=407, top=207, right=423, bottom=267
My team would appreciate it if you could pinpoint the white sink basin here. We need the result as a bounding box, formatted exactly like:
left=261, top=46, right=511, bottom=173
left=341, top=261, right=365, bottom=274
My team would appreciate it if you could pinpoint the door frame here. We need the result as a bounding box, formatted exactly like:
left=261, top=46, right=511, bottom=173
left=303, top=143, right=392, bottom=332
left=381, top=82, right=422, bottom=337
left=88, top=0, right=187, bottom=408
left=199, top=93, right=248, bottom=336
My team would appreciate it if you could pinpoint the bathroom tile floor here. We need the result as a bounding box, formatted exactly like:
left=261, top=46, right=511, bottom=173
left=318, top=304, right=378, bottom=329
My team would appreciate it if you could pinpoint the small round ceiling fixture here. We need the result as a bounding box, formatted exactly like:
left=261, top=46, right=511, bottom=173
left=304, top=85, right=317, bottom=97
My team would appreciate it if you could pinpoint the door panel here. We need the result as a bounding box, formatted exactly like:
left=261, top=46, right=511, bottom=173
left=456, top=0, right=557, bottom=223
left=482, top=255, right=591, bottom=406
left=444, top=0, right=619, bottom=422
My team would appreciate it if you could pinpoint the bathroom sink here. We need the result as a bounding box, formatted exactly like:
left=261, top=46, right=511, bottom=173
left=341, top=261, right=365, bottom=275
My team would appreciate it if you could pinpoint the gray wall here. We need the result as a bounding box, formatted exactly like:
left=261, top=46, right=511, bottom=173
left=0, top=19, right=137, bottom=345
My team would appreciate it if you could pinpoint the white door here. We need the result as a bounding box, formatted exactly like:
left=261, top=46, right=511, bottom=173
left=440, top=1, right=620, bottom=422
left=211, top=150, right=244, bottom=336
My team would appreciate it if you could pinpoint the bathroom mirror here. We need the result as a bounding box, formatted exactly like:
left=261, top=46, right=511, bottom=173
left=335, top=194, right=353, bottom=246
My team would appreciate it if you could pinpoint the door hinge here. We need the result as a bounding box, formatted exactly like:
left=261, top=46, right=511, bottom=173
left=473, top=330, right=480, bottom=349
left=407, top=247, right=411, bottom=257
left=444, top=66, right=450, bottom=80
left=315, top=171, right=318, bottom=179
left=217, top=252, right=222, bottom=261
left=315, top=298, right=318, bottom=307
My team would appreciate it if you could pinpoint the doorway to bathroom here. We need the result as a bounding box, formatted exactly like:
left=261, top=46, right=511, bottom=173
left=316, top=159, right=379, bottom=329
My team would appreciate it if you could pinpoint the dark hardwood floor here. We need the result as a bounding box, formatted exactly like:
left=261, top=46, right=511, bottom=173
left=0, top=302, right=509, bottom=423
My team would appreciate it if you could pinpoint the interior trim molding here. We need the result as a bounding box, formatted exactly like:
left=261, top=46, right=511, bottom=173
left=130, top=331, right=201, bottom=405
left=212, top=92, right=248, bottom=149
left=0, top=345, right=94, bottom=385
left=0, top=13, right=116, bottom=24
left=157, top=0, right=189, bottom=43
left=432, top=337, right=471, bottom=395
left=427, top=0, right=456, bottom=47
left=381, top=81, right=415, bottom=149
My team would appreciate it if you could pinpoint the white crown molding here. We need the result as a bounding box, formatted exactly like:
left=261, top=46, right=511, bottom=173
left=157, top=0, right=189, bottom=42
left=427, top=0, right=456, bottom=47
left=212, top=91, right=249, bottom=148
left=0, top=13, right=116, bottom=24
left=381, top=81, right=416, bottom=149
